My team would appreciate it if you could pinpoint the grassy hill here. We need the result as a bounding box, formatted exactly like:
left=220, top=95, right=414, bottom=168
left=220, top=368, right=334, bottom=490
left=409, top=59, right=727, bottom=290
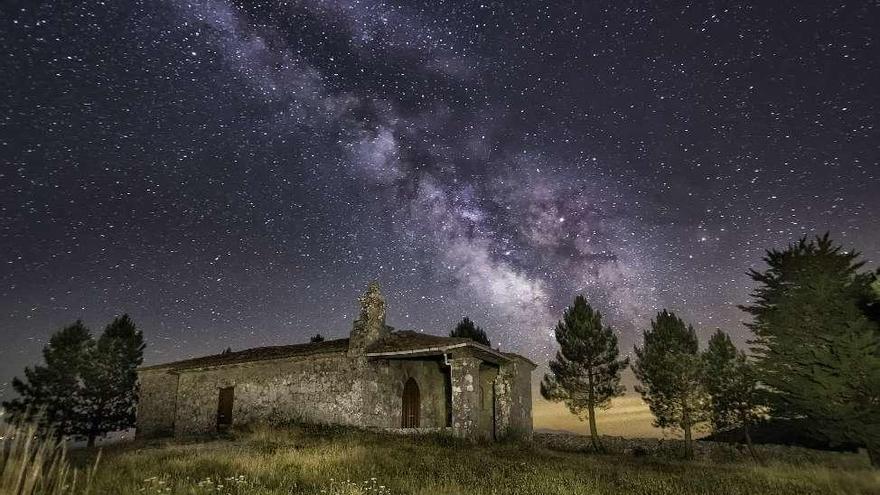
left=65, top=424, right=878, bottom=495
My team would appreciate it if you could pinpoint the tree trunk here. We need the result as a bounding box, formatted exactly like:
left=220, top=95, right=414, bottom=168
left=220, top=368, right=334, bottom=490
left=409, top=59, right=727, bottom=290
left=682, top=407, right=694, bottom=460
left=742, top=418, right=762, bottom=465
left=868, top=444, right=879, bottom=469
left=586, top=370, right=602, bottom=452
left=587, top=402, right=601, bottom=452
left=87, top=414, right=100, bottom=448
left=683, top=423, right=693, bottom=459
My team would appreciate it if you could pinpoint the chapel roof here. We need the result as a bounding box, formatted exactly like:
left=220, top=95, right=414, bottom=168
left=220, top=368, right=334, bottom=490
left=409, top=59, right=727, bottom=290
left=138, top=337, right=351, bottom=372
left=366, top=330, right=473, bottom=352
left=138, top=330, right=534, bottom=372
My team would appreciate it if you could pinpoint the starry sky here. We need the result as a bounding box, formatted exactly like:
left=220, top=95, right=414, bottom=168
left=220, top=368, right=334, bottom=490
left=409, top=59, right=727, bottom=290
left=1, top=1, right=878, bottom=405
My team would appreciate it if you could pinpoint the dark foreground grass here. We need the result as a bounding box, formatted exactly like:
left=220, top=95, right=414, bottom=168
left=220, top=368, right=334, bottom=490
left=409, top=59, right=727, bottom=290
left=72, top=425, right=878, bottom=495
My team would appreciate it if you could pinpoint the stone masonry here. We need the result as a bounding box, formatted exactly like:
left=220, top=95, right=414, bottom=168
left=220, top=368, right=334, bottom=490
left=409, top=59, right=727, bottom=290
left=136, top=283, right=535, bottom=441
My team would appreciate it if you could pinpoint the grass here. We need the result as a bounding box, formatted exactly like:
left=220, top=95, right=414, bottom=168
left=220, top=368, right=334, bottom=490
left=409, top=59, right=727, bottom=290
left=0, top=421, right=99, bottom=495
left=58, top=424, right=879, bottom=495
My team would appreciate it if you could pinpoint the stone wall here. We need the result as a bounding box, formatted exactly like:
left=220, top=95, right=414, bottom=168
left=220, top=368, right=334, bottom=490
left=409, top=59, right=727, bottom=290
left=136, top=370, right=179, bottom=437
left=495, top=357, right=534, bottom=440
left=509, top=357, right=534, bottom=438
left=173, top=353, right=359, bottom=435
left=377, top=358, right=450, bottom=428
left=449, top=357, right=481, bottom=438
left=478, top=364, right=499, bottom=440
left=143, top=353, right=451, bottom=437
left=137, top=349, right=531, bottom=441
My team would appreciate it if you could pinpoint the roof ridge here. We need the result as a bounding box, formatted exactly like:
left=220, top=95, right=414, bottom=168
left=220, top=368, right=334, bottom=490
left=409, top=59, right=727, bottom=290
left=228, top=336, right=349, bottom=354
left=138, top=336, right=351, bottom=371
left=137, top=330, right=534, bottom=372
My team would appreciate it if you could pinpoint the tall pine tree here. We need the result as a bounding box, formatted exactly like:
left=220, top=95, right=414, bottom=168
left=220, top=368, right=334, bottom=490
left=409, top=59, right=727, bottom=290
left=80, top=314, right=145, bottom=446
left=634, top=310, right=708, bottom=459
left=703, top=329, right=762, bottom=463
left=741, top=234, right=880, bottom=467
left=540, top=296, right=628, bottom=451
left=3, top=321, right=93, bottom=438
left=450, top=317, right=491, bottom=347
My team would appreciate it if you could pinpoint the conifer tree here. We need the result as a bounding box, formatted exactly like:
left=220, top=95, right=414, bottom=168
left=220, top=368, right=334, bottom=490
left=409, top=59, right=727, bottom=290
left=450, top=317, right=490, bottom=347
left=310, top=333, right=325, bottom=343
left=741, top=234, right=880, bottom=467
left=80, top=315, right=145, bottom=446
left=2, top=321, right=93, bottom=438
left=540, top=296, right=628, bottom=451
left=634, top=310, right=707, bottom=459
left=861, top=270, right=880, bottom=324
left=703, top=329, right=762, bottom=463
left=3, top=316, right=145, bottom=446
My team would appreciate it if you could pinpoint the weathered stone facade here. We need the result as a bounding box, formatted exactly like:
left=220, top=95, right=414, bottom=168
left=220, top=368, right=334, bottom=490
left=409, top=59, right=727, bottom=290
left=137, top=283, right=535, bottom=441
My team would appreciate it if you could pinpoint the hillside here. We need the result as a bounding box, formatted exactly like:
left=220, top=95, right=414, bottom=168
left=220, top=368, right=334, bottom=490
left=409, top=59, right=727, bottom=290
left=71, top=424, right=878, bottom=495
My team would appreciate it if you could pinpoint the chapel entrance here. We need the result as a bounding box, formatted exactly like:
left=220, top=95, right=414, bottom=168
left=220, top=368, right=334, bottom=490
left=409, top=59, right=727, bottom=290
left=479, top=364, right=499, bottom=440
left=216, top=386, right=234, bottom=431
left=401, top=377, right=420, bottom=428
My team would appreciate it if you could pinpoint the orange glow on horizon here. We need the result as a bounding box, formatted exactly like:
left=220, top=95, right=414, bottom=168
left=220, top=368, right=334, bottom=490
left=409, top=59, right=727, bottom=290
left=533, top=394, right=685, bottom=439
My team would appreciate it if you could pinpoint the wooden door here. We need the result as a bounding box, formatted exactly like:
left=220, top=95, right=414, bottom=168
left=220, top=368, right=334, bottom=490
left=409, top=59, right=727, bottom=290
left=401, top=378, right=420, bottom=428
left=216, top=386, right=234, bottom=431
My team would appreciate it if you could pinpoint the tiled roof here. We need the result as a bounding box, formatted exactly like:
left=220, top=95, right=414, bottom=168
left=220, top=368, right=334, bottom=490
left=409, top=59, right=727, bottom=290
left=365, top=330, right=473, bottom=353
left=138, top=337, right=350, bottom=372
left=138, top=330, right=531, bottom=372
left=502, top=352, right=538, bottom=367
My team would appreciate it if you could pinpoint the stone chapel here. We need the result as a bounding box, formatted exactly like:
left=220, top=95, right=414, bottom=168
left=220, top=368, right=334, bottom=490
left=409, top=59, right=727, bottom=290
left=136, top=283, right=535, bottom=440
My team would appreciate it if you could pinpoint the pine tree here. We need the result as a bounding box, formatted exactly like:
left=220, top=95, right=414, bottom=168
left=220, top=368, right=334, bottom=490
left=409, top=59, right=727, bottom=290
left=634, top=310, right=708, bottom=459
left=450, top=317, right=490, bottom=347
left=310, top=333, right=325, bottom=343
left=80, top=315, right=145, bottom=446
left=2, top=321, right=93, bottom=438
left=741, top=234, right=880, bottom=467
left=540, top=296, right=628, bottom=451
left=703, top=329, right=762, bottom=463
left=3, top=316, right=145, bottom=446
left=861, top=270, right=880, bottom=324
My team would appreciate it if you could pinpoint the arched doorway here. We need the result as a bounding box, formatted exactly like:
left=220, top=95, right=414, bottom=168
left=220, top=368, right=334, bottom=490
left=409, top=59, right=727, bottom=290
left=401, top=377, right=420, bottom=428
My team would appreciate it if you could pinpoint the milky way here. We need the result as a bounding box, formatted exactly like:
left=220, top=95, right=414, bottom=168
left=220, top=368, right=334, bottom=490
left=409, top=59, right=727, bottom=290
left=1, top=1, right=878, bottom=399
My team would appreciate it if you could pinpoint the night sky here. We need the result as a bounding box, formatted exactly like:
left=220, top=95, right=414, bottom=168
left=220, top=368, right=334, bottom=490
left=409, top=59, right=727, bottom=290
left=1, top=1, right=878, bottom=403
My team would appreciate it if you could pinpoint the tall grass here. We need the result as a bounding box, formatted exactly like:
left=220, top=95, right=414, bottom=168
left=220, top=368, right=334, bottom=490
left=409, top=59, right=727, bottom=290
left=80, top=424, right=878, bottom=495
left=0, top=421, right=98, bottom=495
left=5, top=420, right=877, bottom=494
